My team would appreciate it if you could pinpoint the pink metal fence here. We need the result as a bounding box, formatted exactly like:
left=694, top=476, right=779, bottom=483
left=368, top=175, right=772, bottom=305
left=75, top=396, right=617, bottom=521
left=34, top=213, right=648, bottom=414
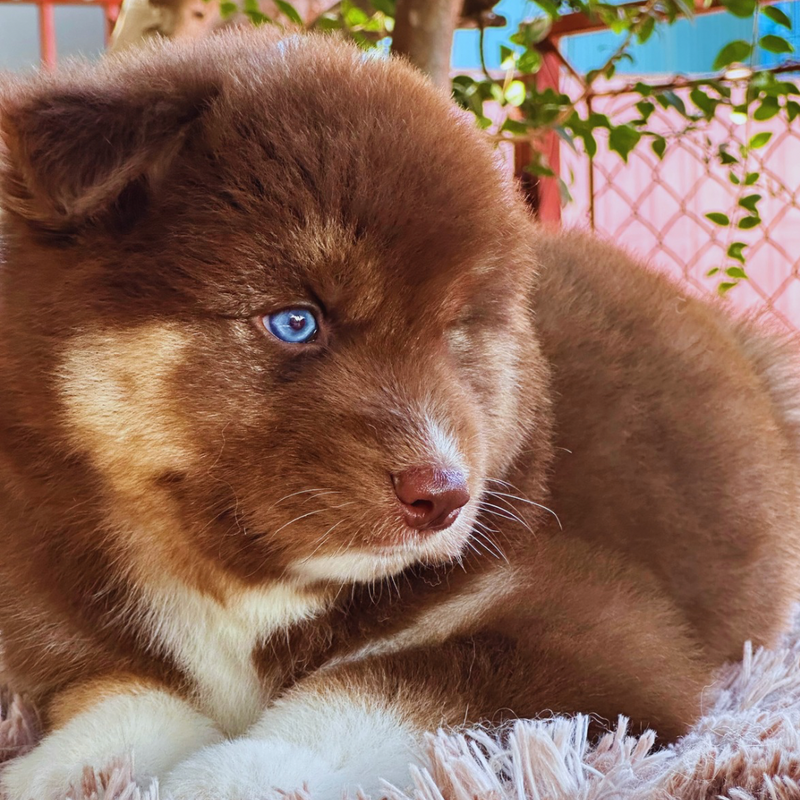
left=560, top=80, right=800, bottom=328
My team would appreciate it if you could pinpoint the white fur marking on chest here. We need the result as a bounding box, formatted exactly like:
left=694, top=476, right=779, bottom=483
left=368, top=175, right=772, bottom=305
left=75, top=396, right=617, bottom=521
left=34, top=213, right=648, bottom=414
left=141, top=581, right=325, bottom=736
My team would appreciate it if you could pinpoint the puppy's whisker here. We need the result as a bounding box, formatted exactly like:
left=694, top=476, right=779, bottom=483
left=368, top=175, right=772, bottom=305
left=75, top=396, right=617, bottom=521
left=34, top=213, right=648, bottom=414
left=272, top=506, right=340, bottom=537
left=469, top=527, right=508, bottom=563
left=300, top=490, right=341, bottom=506
left=268, top=488, right=337, bottom=510
left=280, top=500, right=356, bottom=537
left=486, top=490, right=562, bottom=531
left=298, top=519, right=347, bottom=564
left=477, top=501, right=533, bottom=533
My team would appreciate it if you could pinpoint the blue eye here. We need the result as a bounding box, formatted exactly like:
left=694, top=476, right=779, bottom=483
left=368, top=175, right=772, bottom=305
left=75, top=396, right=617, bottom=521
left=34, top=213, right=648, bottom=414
left=265, top=308, right=318, bottom=344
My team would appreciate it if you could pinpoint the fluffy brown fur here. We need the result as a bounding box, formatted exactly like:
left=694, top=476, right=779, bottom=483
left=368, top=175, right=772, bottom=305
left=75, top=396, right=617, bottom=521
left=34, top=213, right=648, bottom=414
left=0, top=28, right=799, bottom=800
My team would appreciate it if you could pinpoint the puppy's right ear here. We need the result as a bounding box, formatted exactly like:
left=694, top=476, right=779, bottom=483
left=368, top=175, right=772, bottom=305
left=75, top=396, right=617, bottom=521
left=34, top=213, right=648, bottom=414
left=0, top=79, right=215, bottom=233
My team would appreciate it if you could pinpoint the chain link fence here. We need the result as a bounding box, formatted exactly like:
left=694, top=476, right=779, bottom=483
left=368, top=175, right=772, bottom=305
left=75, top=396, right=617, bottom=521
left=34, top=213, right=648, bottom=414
left=560, top=78, right=800, bottom=329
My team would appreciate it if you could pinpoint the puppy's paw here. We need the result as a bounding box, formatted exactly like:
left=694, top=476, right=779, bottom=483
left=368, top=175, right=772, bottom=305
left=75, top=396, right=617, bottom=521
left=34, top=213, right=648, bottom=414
left=0, top=690, right=222, bottom=800
left=1, top=749, right=80, bottom=800
left=0, top=747, right=151, bottom=800
left=163, top=738, right=349, bottom=800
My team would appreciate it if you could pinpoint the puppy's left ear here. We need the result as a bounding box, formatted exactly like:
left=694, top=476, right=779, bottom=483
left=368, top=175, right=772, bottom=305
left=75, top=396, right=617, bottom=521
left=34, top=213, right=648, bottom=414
left=0, top=78, right=215, bottom=233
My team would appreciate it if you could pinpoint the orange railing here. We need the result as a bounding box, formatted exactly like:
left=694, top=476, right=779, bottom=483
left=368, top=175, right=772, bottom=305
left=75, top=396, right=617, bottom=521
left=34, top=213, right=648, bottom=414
left=0, top=0, right=120, bottom=68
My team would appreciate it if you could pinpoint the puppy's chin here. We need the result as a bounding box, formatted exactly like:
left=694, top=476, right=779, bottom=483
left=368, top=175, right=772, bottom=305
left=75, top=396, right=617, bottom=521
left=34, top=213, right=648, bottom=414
left=288, top=520, right=473, bottom=585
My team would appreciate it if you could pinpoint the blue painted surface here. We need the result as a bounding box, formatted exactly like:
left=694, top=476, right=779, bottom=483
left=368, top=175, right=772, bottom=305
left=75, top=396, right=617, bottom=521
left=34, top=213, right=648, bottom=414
left=562, top=16, right=754, bottom=74
left=759, top=0, right=800, bottom=66
left=452, top=0, right=798, bottom=75
left=452, top=0, right=535, bottom=70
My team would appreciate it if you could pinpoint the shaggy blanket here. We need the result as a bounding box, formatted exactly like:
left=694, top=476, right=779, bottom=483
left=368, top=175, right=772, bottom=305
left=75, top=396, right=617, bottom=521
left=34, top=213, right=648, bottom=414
left=2, top=616, right=800, bottom=800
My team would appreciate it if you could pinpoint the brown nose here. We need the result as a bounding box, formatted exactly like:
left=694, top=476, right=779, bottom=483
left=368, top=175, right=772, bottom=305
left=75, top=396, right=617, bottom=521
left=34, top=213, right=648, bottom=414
left=392, top=467, right=470, bottom=532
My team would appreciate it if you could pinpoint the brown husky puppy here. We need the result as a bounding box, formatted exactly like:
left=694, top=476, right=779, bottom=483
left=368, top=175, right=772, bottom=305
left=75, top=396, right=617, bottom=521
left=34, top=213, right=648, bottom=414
left=1, top=29, right=799, bottom=800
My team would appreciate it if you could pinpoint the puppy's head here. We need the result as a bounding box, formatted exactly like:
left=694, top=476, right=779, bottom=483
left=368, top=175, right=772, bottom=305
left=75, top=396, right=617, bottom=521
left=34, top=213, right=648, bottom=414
left=0, top=30, right=552, bottom=587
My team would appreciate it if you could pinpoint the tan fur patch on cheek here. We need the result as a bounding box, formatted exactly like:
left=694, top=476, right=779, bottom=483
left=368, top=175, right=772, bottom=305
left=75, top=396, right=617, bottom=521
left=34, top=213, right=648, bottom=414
left=57, top=323, right=197, bottom=496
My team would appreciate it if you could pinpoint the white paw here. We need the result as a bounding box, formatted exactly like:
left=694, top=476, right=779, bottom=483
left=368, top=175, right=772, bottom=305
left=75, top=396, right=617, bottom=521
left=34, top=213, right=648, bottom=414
left=0, top=690, right=221, bottom=800
left=163, top=738, right=358, bottom=800
left=0, top=746, right=147, bottom=800
left=1, top=748, right=82, bottom=800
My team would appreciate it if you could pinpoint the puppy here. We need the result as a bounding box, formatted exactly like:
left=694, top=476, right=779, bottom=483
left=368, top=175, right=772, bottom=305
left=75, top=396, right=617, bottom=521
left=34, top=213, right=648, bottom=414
left=1, top=28, right=799, bottom=800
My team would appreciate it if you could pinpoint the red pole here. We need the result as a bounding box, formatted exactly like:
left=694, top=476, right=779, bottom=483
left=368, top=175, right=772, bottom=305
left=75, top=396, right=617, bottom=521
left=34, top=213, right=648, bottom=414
left=39, top=2, right=57, bottom=68
left=105, top=2, right=120, bottom=45
left=536, top=44, right=562, bottom=225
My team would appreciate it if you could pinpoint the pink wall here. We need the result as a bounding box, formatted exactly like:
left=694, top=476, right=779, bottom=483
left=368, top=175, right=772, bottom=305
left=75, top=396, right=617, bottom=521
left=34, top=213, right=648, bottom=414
left=560, top=85, right=800, bottom=329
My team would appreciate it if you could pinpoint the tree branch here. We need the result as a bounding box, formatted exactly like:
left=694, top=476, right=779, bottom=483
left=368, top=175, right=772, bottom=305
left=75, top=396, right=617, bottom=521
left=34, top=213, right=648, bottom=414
left=391, top=0, right=463, bottom=90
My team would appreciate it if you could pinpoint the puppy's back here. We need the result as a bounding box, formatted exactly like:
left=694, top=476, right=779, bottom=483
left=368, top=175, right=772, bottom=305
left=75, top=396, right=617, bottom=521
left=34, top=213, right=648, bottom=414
left=531, top=227, right=800, bottom=661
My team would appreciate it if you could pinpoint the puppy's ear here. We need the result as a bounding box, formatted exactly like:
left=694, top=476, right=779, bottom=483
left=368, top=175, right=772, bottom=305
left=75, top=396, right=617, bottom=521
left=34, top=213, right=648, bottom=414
left=0, top=81, right=214, bottom=233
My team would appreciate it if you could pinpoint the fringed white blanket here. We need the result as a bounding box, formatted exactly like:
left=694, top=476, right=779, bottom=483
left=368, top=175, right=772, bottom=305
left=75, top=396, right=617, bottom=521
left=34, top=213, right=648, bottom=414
left=2, top=620, right=800, bottom=800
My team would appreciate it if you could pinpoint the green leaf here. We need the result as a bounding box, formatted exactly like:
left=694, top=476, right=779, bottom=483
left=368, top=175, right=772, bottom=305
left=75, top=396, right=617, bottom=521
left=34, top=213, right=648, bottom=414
left=738, top=215, right=761, bottom=229
left=370, top=0, right=395, bottom=15
left=718, top=281, right=739, bottom=295
left=713, top=40, right=752, bottom=71
left=774, top=80, right=799, bottom=96
left=517, top=49, right=542, bottom=74
left=586, top=112, right=612, bottom=128
left=706, top=212, right=731, bottom=226
left=554, top=126, right=577, bottom=151
left=760, top=35, right=794, bottom=54
left=360, top=13, right=384, bottom=31
left=707, top=267, right=721, bottom=276
left=637, top=15, right=656, bottom=43
left=749, top=131, right=773, bottom=149
left=788, top=100, right=800, bottom=121
left=690, top=87, right=717, bottom=117
left=727, top=242, right=747, bottom=263
left=501, top=118, right=529, bottom=135
left=581, top=131, right=598, bottom=158
left=525, top=162, right=555, bottom=177
left=651, top=135, right=667, bottom=159
left=452, top=74, right=475, bottom=89
left=451, top=76, right=477, bottom=110
left=245, top=8, right=270, bottom=24
left=726, top=266, right=748, bottom=279
left=220, top=0, right=237, bottom=16
left=504, top=80, right=527, bottom=107
left=739, top=194, right=762, bottom=214
left=720, top=0, right=756, bottom=17
left=598, top=5, right=626, bottom=33
left=314, top=14, right=341, bottom=30
left=763, top=5, right=792, bottom=28
left=488, top=82, right=505, bottom=103
left=718, top=144, right=738, bottom=165
left=634, top=81, right=653, bottom=97
left=609, top=124, right=642, bottom=162
left=275, top=0, right=302, bottom=24
left=500, top=45, right=517, bottom=70
left=660, top=91, right=687, bottom=116
left=516, top=17, right=552, bottom=46
left=531, top=0, right=561, bottom=19
left=558, top=177, right=573, bottom=206
left=754, top=97, right=780, bottom=120
left=744, top=171, right=760, bottom=185
left=636, top=100, right=655, bottom=121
